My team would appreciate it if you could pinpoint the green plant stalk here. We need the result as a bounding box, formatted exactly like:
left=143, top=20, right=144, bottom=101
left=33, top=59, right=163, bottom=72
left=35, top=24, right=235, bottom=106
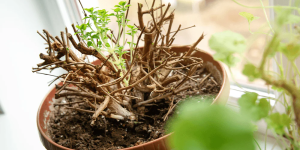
left=130, top=30, right=134, bottom=62
left=273, top=58, right=283, bottom=77
left=254, top=138, right=262, bottom=150
left=248, top=23, right=254, bottom=34
left=259, top=34, right=300, bottom=132
left=117, top=11, right=122, bottom=46
left=291, top=64, right=299, bottom=88
left=122, top=12, right=126, bottom=46
left=292, top=62, right=300, bottom=78
left=276, top=132, right=289, bottom=149
left=227, top=0, right=300, bottom=148
left=89, top=9, right=128, bottom=77
left=258, top=0, right=274, bottom=33
left=264, top=127, right=268, bottom=150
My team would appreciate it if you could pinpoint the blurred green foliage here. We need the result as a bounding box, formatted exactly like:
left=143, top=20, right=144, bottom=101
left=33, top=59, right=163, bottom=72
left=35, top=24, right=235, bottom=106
left=167, top=99, right=255, bottom=150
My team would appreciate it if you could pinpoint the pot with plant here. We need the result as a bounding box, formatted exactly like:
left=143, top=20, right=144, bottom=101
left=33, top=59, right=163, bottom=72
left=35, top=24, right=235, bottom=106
left=167, top=0, right=300, bottom=150
left=34, top=0, right=230, bottom=149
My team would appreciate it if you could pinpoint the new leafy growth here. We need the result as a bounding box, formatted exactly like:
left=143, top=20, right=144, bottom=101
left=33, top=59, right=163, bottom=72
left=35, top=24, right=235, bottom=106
left=76, top=1, right=137, bottom=84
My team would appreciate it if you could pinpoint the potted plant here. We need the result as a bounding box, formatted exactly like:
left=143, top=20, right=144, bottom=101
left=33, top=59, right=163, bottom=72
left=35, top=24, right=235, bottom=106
left=168, top=0, right=300, bottom=149
left=34, top=1, right=230, bottom=149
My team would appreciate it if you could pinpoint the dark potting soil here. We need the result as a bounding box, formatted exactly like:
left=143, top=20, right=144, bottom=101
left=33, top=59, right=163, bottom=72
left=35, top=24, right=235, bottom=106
left=47, top=68, right=221, bottom=150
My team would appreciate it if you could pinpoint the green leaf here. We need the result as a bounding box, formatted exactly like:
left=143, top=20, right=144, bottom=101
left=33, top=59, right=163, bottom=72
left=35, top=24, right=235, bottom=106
left=127, top=25, right=134, bottom=28
left=97, top=41, right=102, bottom=46
left=278, top=41, right=300, bottom=61
left=167, top=101, right=255, bottom=150
left=238, top=92, right=270, bottom=121
left=265, top=113, right=291, bottom=135
left=84, top=8, right=94, bottom=13
left=87, top=41, right=93, bottom=47
left=119, top=1, right=126, bottom=6
left=285, top=14, right=300, bottom=24
left=79, top=24, right=87, bottom=30
left=91, top=34, right=100, bottom=39
left=209, top=30, right=247, bottom=54
left=82, top=16, right=89, bottom=20
left=113, top=8, right=121, bottom=12
left=242, top=63, right=261, bottom=82
left=213, top=53, right=239, bottom=67
left=274, top=7, right=300, bottom=26
left=105, top=43, right=110, bottom=48
left=239, top=12, right=260, bottom=24
left=271, top=86, right=284, bottom=92
left=209, top=31, right=246, bottom=67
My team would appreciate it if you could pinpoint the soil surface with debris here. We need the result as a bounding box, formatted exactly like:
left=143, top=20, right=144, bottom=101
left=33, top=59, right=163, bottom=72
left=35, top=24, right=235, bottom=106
left=47, top=68, right=220, bottom=150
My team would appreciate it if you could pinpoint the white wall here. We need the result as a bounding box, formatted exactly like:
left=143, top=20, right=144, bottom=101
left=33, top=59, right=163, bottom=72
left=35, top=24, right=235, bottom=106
left=0, top=0, right=65, bottom=149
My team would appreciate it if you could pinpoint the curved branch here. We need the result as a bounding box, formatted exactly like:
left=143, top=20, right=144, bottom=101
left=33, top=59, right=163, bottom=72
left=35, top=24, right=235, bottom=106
left=55, top=91, right=104, bottom=101
left=67, top=33, right=117, bottom=73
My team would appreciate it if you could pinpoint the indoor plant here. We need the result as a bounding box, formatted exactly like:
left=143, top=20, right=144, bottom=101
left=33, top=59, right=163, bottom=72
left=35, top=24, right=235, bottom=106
left=168, top=0, right=300, bottom=149
left=33, top=0, right=230, bottom=149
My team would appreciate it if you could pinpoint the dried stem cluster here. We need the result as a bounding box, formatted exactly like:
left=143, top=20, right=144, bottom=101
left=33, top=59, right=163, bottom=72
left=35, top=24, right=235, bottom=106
left=33, top=0, right=204, bottom=125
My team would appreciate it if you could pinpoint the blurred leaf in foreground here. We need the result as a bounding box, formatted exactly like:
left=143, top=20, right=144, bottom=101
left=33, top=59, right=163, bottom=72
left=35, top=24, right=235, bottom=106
left=167, top=99, right=255, bottom=150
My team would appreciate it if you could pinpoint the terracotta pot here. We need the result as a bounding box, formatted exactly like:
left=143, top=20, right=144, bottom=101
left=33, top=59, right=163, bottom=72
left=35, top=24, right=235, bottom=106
left=37, top=46, right=230, bottom=150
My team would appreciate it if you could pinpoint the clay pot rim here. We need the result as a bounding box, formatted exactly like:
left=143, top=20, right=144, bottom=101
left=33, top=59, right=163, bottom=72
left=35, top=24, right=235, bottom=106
left=37, top=45, right=228, bottom=150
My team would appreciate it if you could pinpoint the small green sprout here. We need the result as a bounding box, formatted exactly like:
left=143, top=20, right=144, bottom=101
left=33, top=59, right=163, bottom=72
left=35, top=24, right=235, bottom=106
left=75, top=1, right=137, bottom=86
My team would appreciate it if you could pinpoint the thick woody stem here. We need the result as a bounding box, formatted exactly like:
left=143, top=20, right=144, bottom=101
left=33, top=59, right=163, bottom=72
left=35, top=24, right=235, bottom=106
left=137, top=3, right=150, bottom=33
left=60, top=31, right=67, bottom=61
left=91, top=96, right=110, bottom=125
left=134, top=86, right=191, bottom=107
left=107, top=34, right=117, bottom=44
left=185, top=33, right=204, bottom=56
left=66, top=107, right=124, bottom=120
left=150, top=9, right=161, bottom=35
left=71, top=23, right=81, bottom=41
left=164, top=62, right=202, bottom=70
left=170, top=25, right=195, bottom=33
left=156, top=3, right=171, bottom=28
left=142, top=4, right=165, bottom=14
left=55, top=91, right=104, bottom=101
left=111, top=55, right=171, bottom=95
left=162, top=75, right=181, bottom=86
left=55, top=36, right=63, bottom=44
left=45, top=31, right=53, bottom=57
left=143, top=33, right=154, bottom=62
left=108, top=100, right=134, bottom=120
left=174, top=64, right=199, bottom=90
left=151, top=0, right=156, bottom=8
left=166, top=13, right=174, bottom=44
left=61, top=31, right=82, bottom=63
left=43, top=30, right=56, bottom=42
left=65, top=27, right=70, bottom=48
left=134, top=88, right=145, bottom=115
left=67, top=33, right=117, bottom=73
left=37, top=31, right=47, bottom=42
left=168, top=24, right=181, bottom=45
